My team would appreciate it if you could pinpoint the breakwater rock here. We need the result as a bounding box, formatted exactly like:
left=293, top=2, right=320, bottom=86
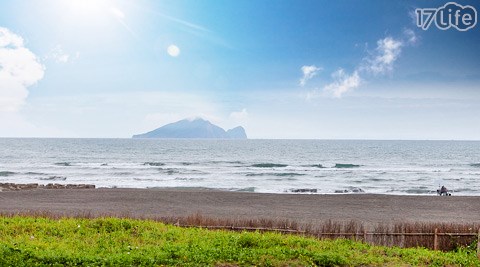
left=0, top=183, right=95, bottom=191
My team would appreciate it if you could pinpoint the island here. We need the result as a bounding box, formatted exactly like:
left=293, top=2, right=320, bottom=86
left=132, top=118, right=247, bottom=139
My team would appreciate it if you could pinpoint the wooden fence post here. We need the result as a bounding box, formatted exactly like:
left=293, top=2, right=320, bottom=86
left=433, top=228, right=438, bottom=250
left=477, top=228, right=480, bottom=260
left=363, top=230, right=367, bottom=243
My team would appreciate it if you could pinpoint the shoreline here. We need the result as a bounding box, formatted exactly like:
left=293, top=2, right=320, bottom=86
left=0, top=182, right=454, bottom=196
left=1, top=187, right=480, bottom=228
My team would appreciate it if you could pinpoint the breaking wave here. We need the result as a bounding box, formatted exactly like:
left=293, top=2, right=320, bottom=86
left=25, top=172, right=49, bottom=175
left=112, top=172, right=134, bottom=176
left=158, top=168, right=180, bottom=175
left=404, top=188, right=431, bottom=194
left=266, top=177, right=298, bottom=181
left=0, top=171, right=16, bottom=177
left=208, top=160, right=244, bottom=165
left=246, top=172, right=304, bottom=177
left=334, top=163, right=361, bottom=168
left=290, top=188, right=317, bottom=193
left=334, top=187, right=365, bottom=193
left=39, top=176, right=67, bottom=181
left=251, top=163, right=288, bottom=168
left=303, top=164, right=326, bottom=168
left=174, top=177, right=205, bottom=181
left=54, top=162, right=72, bottom=166
left=143, top=162, right=165, bottom=166
left=234, top=187, right=256, bottom=192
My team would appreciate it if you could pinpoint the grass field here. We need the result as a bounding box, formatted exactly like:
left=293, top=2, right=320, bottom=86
left=0, top=216, right=479, bottom=266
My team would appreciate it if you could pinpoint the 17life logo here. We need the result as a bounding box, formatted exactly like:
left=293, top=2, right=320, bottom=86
left=416, top=2, right=477, bottom=31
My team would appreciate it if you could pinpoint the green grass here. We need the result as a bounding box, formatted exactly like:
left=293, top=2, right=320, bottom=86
left=0, top=216, right=478, bottom=266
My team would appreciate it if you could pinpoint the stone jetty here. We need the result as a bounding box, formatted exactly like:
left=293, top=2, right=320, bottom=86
left=0, top=183, right=95, bottom=191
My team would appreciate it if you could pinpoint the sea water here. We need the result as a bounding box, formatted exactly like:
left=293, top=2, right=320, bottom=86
left=0, top=138, right=479, bottom=195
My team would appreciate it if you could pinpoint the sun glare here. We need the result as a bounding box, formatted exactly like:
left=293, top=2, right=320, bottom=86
left=167, top=45, right=180, bottom=57
left=110, top=7, right=125, bottom=20
left=56, top=0, right=130, bottom=32
left=60, top=0, right=126, bottom=22
left=67, top=0, right=107, bottom=15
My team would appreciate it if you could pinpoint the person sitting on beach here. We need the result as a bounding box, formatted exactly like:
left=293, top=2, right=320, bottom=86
left=437, top=185, right=450, bottom=196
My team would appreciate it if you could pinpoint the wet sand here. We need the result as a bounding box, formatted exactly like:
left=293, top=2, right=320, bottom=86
left=1, top=188, right=479, bottom=227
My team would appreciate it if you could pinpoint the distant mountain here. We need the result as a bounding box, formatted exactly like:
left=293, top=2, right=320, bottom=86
left=226, top=126, right=247, bottom=139
left=132, top=118, right=247, bottom=139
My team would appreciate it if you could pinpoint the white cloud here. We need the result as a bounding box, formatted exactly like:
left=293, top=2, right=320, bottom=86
left=408, top=9, right=418, bottom=25
left=47, top=45, right=71, bottom=63
left=299, top=65, right=322, bottom=86
left=364, top=37, right=403, bottom=75
left=0, top=28, right=23, bottom=48
left=319, top=33, right=415, bottom=98
left=229, top=108, right=248, bottom=120
left=403, top=28, right=418, bottom=45
left=324, top=69, right=361, bottom=98
left=57, top=54, right=69, bottom=63
left=0, top=27, right=45, bottom=112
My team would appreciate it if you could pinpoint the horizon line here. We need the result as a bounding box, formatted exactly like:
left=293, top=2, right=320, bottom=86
left=1, top=137, right=479, bottom=142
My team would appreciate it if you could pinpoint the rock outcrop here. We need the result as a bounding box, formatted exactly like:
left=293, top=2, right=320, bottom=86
left=0, top=183, right=96, bottom=191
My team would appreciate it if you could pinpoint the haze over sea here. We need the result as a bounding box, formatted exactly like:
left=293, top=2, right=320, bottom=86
left=1, top=138, right=479, bottom=195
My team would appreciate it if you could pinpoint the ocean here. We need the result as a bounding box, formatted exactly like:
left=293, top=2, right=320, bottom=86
left=0, top=138, right=479, bottom=195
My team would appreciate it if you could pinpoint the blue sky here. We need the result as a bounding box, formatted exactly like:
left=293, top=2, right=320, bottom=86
left=0, top=0, right=479, bottom=139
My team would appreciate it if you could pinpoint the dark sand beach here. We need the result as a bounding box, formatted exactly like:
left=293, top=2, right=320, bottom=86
left=1, top=188, right=479, bottom=228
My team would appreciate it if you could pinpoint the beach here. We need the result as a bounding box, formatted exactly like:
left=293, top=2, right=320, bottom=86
left=1, top=188, right=479, bottom=228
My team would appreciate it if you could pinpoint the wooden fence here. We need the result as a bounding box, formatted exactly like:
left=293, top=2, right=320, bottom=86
left=182, top=224, right=480, bottom=258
